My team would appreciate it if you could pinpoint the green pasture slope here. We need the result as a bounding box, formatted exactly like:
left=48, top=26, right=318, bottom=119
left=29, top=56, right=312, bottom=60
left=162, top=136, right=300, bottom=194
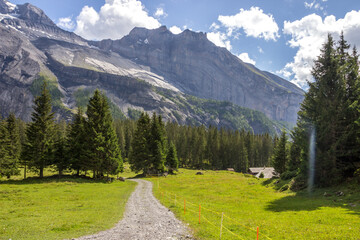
left=150, top=169, right=360, bottom=240
left=0, top=175, right=136, bottom=240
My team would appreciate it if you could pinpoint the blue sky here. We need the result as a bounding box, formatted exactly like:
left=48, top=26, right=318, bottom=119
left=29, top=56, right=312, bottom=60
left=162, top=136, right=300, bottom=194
left=10, top=0, right=360, bottom=90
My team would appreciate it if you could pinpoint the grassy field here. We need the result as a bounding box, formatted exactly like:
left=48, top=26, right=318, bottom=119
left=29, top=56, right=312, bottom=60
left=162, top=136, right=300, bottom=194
left=149, top=169, right=360, bottom=240
left=0, top=176, right=136, bottom=240
left=4, top=162, right=137, bottom=181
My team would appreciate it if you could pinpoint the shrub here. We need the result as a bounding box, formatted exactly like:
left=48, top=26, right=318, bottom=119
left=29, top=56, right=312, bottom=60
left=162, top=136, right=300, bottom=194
left=281, top=170, right=297, bottom=180
left=290, top=175, right=307, bottom=191
left=259, top=172, right=264, bottom=178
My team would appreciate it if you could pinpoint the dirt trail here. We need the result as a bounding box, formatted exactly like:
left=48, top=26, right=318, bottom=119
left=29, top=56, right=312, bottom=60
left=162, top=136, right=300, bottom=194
left=76, top=179, right=194, bottom=240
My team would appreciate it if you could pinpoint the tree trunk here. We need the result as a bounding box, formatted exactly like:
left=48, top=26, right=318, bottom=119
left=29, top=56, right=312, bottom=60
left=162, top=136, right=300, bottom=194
left=76, top=168, right=80, bottom=176
left=40, top=167, right=43, bottom=178
left=24, top=163, right=26, bottom=179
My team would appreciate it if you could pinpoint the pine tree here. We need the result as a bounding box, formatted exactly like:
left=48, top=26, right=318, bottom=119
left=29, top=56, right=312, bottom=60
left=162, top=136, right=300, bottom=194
left=148, top=113, right=166, bottom=173
left=166, top=142, right=179, bottom=174
left=85, top=89, right=122, bottom=178
left=53, top=135, right=68, bottom=176
left=272, top=130, right=288, bottom=174
left=51, top=121, right=70, bottom=176
left=0, top=119, right=19, bottom=178
left=129, top=112, right=151, bottom=173
left=68, top=108, right=88, bottom=175
left=337, top=44, right=360, bottom=177
left=22, top=82, right=55, bottom=178
left=293, top=34, right=360, bottom=186
left=124, top=123, right=133, bottom=159
left=7, top=113, right=21, bottom=162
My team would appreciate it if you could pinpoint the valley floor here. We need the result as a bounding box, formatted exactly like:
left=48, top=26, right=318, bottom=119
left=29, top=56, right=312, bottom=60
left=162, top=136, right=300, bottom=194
left=1, top=169, right=359, bottom=240
left=149, top=169, right=360, bottom=240
left=0, top=176, right=136, bottom=240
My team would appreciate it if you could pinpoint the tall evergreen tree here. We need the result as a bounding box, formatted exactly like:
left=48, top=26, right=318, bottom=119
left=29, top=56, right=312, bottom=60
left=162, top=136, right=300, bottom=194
left=0, top=119, right=18, bottom=178
left=53, top=121, right=70, bottom=176
left=293, top=34, right=360, bottom=186
left=149, top=113, right=166, bottom=173
left=22, top=82, right=55, bottom=178
left=7, top=113, right=21, bottom=162
left=272, top=130, right=288, bottom=174
left=53, top=135, right=68, bottom=176
left=166, top=142, right=179, bottom=174
left=85, top=89, right=123, bottom=177
left=337, top=44, right=360, bottom=176
left=129, top=112, right=151, bottom=173
left=68, top=108, right=88, bottom=175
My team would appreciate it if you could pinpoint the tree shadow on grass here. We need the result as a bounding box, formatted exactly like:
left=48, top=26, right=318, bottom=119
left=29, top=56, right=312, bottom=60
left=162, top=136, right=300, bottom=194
left=0, top=174, right=113, bottom=185
left=265, top=184, right=360, bottom=217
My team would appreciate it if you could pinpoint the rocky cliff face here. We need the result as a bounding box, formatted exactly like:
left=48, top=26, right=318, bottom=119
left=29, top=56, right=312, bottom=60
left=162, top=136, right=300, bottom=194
left=0, top=0, right=302, bottom=134
left=92, top=27, right=304, bottom=124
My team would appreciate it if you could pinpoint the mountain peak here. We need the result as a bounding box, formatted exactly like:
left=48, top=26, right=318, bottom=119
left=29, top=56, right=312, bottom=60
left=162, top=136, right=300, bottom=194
left=17, top=2, right=56, bottom=27
left=179, top=29, right=207, bottom=41
left=0, top=0, right=16, bottom=14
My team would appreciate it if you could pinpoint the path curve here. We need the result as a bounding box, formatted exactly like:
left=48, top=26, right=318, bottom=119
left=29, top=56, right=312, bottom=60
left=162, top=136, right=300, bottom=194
left=76, top=179, right=194, bottom=240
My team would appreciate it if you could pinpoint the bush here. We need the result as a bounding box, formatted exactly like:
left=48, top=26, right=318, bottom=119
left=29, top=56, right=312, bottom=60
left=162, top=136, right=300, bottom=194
left=281, top=170, right=297, bottom=180
left=259, top=172, right=264, bottom=178
left=290, top=175, right=307, bottom=191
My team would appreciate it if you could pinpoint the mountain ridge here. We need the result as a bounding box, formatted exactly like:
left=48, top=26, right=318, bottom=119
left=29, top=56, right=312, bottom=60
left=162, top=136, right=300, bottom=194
left=0, top=0, right=302, bottom=134
left=91, top=26, right=304, bottom=123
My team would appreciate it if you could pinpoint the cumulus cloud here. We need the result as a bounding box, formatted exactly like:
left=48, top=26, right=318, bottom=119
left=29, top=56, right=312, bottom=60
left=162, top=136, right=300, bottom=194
left=75, top=0, right=161, bottom=40
left=238, top=53, right=256, bottom=65
left=280, top=11, right=360, bottom=89
left=218, top=7, right=279, bottom=41
left=207, top=31, right=232, bottom=51
left=169, top=26, right=182, bottom=34
left=154, top=7, right=167, bottom=18
left=57, top=17, right=75, bottom=30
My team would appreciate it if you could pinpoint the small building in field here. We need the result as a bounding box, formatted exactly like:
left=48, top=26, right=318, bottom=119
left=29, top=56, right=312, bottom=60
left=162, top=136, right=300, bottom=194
left=226, top=168, right=235, bottom=172
left=248, top=167, right=278, bottom=179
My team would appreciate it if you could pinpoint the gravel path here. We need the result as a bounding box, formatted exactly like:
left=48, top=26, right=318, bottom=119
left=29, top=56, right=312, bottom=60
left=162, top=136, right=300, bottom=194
left=76, top=179, right=194, bottom=240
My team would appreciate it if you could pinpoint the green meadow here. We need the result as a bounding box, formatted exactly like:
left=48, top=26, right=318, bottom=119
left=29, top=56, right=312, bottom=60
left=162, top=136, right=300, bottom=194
left=0, top=175, right=136, bottom=240
left=150, top=169, right=360, bottom=240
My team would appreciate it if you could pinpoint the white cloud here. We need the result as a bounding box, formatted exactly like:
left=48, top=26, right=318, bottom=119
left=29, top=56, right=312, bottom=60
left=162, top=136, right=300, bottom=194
left=258, top=46, right=264, bottom=53
left=304, top=0, right=324, bottom=10
left=276, top=69, right=293, bottom=79
left=218, top=7, right=279, bottom=41
left=207, top=32, right=232, bottom=51
left=57, top=17, right=75, bottom=30
left=281, top=11, right=360, bottom=89
left=154, top=7, right=167, bottom=18
left=169, top=26, right=182, bottom=34
left=75, top=0, right=161, bottom=40
left=238, top=53, right=256, bottom=65
left=210, top=22, right=220, bottom=31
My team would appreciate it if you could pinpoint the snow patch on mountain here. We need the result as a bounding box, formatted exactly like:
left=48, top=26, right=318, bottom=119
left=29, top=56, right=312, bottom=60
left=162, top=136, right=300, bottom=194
left=5, top=1, right=15, bottom=11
